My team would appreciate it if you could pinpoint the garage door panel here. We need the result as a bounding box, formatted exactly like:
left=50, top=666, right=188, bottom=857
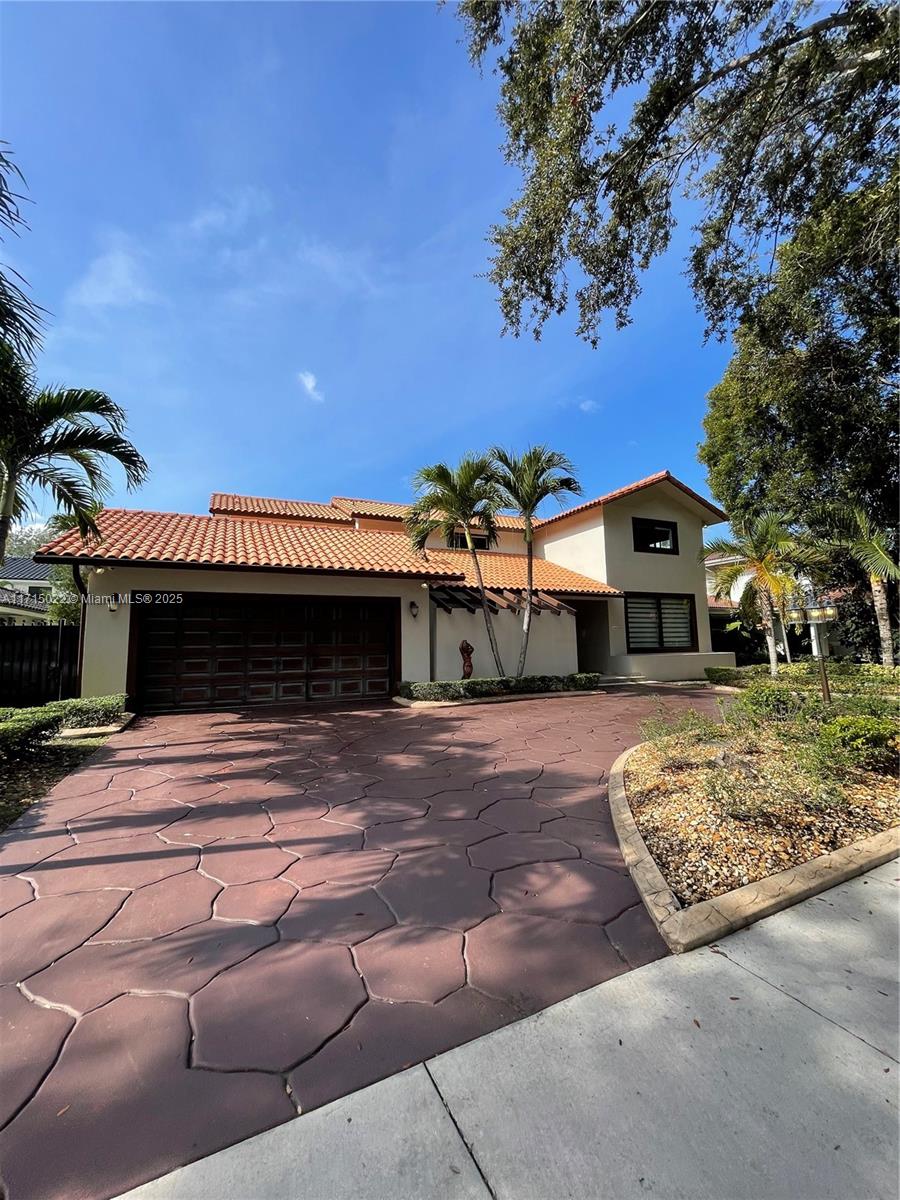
left=136, top=593, right=395, bottom=712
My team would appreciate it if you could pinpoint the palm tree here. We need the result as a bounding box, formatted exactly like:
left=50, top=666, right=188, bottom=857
left=0, top=340, right=148, bottom=564
left=490, top=446, right=581, bottom=678
left=703, top=512, right=816, bottom=677
left=0, top=145, right=44, bottom=359
left=811, top=504, right=899, bottom=666
left=406, top=455, right=505, bottom=676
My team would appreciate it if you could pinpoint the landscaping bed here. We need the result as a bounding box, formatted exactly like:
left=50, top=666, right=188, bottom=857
left=398, top=672, right=606, bottom=702
left=0, top=695, right=127, bottom=833
left=625, top=682, right=899, bottom=907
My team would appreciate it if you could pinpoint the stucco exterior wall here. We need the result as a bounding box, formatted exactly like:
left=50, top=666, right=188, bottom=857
left=432, top=604, right=577, bottom=682
left=606, top=651, right=736, bottom=681
left=79, top=566, right=433, bottom=698
left=600, top=491, right=714, bottom=655
left=535, top=511, right=607, bottom=581
left=422, top=529, right=525, bottom=555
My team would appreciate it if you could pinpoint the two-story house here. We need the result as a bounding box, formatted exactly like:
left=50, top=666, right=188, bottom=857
left=36, top=470, right=735, bottom=712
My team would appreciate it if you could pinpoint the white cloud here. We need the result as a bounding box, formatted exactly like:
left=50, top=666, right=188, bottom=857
left=579, top=399, right=600, bottom=414
left=298, top=370, right=324, bottom=404
left=183, top=187, right=271, bottom=239
left=68, top=238, right=157, bottom=309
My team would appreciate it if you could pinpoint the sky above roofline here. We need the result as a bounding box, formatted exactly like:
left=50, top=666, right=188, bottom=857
left=7, top=3, right=731, bottom=528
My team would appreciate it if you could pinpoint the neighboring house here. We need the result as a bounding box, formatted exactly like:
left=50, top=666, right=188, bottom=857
left=0, top=556, right=53, bottom=600
left=0, top=586, right=51, bottom=626
left=36, top=469, right=735, bottom=712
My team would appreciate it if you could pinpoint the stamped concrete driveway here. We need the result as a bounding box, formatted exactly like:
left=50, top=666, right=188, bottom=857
left=0, top=689, right=713, bottom=1200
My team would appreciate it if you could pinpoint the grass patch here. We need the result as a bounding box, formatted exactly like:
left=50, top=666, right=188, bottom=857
left=0, top=734, right=109, bottom=834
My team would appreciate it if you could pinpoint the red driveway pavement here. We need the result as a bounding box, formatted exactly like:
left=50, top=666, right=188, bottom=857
left=0, top=689, right=713, bottom=1200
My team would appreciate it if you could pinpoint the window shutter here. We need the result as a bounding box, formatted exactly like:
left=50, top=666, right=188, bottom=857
left=660, top=597, right=693, bottom=647
left=626, top=596, right=661, bottom=649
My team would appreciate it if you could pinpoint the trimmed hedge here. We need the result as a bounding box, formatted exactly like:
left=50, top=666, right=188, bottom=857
left=0, top=710, right=64, bottom=759
left=0, top=695, right=127, bottom=761
left=43, top=695, right=127, bottom=729
left=398, top=673, right=606, bottom=703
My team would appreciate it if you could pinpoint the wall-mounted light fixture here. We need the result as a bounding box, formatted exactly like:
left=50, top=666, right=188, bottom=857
left=107, top=597, right=118, bottom=613
left=409, top=600, right=419, bottom=619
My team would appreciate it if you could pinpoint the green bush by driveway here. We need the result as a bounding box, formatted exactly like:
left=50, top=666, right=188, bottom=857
left=398, top=673, right=606, bottom=702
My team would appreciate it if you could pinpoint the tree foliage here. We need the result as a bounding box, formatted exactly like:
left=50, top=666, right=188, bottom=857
left=699, top=174, right=898, bottom=532
left=0, top=145, right=43, bottom=358
left=0, top=341, right=148, bottom=564
left=489, top=445, right=581, bottom=676
left=459, top=0, right=898, bottom=344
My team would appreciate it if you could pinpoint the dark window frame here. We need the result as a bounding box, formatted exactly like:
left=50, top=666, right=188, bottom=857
left=632, top=516, right=679, bottom=556
left=446, top=531, right=490, bottom=551
left=625, top=592, right=698, bottom=654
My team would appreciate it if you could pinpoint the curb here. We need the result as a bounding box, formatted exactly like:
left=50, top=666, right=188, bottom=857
left=608, top=744, right=900, bottom=954
left=58, top=712, right=135, bottom=739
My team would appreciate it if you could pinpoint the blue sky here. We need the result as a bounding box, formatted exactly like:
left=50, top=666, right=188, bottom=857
left=4, top=1, right=732, bottom=521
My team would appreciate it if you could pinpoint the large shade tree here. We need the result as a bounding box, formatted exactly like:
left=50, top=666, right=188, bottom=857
left=490, top=445, right=581, bottom=677
left=406, top=455, right=505, bottom=676
left=0, top=341, right=148, bottom=564
left=699, top=177, right=898, bottom=533
left=459, top=1, right=897, bottom=345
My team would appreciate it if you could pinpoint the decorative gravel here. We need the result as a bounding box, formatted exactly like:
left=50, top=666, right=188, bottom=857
left=625, top=732, right=899, bottom=906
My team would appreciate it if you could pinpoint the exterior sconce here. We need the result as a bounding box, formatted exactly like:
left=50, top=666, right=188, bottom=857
left=409, top=601, right=419, bottom=619
left=107, top=598, right=118, bottom=613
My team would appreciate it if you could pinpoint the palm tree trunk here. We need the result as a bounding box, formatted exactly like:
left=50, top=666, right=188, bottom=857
left=465, top=529, right=505, bottom=676
left=870, top=575, right=895, bottom=666
left=758, top=587, right=779, bottom=676
left=516, top=518, right=533, bottom=678
left=0, top=471, right=18, bottom=566
left=779, top=612, right=792, bottom=663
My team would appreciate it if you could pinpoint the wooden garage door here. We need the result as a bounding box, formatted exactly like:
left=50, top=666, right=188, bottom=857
left=134, top=593, right=396, bottom=712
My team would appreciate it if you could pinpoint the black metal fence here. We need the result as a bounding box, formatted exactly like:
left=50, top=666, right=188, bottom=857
left=0, top=624, right=80, bottom=707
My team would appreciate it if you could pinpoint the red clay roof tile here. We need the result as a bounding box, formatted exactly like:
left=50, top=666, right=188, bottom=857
left=537, top=471, right=727, bottom=527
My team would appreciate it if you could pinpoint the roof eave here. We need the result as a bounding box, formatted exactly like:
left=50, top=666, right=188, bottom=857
left=33, top=553, right=465, bottom=584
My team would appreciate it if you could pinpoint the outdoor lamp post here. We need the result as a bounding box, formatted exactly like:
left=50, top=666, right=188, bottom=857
left=786, top=603, right=839, bottom=703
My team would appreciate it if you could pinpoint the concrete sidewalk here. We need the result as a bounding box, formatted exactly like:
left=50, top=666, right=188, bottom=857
left=119, top=862, right=899, bottom=1200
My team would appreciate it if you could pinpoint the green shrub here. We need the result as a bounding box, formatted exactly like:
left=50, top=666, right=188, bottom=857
left=729, top=682, right=821, bottom=723
left=43, top=695, right=127, bottom=728
left=398, top=673, right=606, bottom=702
left=818, top=715, right=898, bottom=773
left=640, top=706, right=722, bottom=744
left=706, top=661, right=899, bottom=695
left=0, top=710, right=64, bottom=759
left=704, top=667, right=741, bottom=685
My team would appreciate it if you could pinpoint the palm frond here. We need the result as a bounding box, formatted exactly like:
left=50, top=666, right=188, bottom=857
left=33, top=387, right=128, bottom=432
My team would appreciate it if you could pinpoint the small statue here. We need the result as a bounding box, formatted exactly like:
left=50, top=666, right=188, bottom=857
left=459, top=639, right=474, bottom=680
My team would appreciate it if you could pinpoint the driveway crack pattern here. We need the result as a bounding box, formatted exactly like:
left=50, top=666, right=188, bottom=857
left=0, top=688, right=718, bottom=1200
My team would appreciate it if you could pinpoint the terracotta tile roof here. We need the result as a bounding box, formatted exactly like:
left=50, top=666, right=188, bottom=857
left=331, top=496, right=527, bottom=531
left=707, top=595, right=738, bottom=610
left=437, top=550, right=621, bottom=596
left=538, top=471, right=727, bottom=528
left=209, top=493, right=351, bottom=523
left=35, top=509, right=464, bottom=580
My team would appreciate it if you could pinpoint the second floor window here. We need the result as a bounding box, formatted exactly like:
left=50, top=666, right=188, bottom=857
left=447, top=531, right=490, bottom=550
left=632, top=516, right=679, bottom=555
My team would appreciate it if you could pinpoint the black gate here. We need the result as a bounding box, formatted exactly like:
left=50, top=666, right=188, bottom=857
left=0, top=624, right=80, bottom=707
